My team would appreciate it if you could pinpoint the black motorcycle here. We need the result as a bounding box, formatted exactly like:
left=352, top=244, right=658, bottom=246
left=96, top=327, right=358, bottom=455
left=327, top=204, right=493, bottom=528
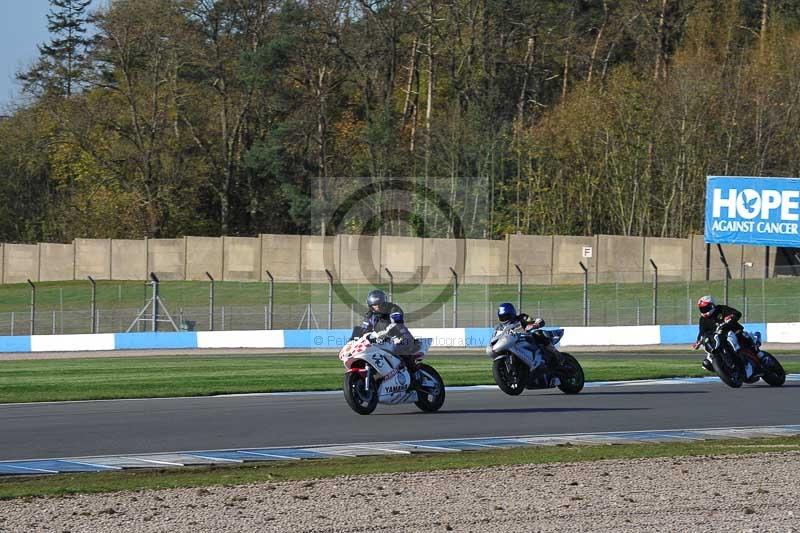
left=700, top=326, right=785, bottom=388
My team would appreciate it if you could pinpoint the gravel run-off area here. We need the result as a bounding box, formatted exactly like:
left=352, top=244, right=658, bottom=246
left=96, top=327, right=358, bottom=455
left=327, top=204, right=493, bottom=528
left=1, top=452, right=798, bottom=532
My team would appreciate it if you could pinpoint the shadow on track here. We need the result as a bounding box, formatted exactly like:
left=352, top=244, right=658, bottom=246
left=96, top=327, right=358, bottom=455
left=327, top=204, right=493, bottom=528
left=385, top=407, right=648, bottom=416
left=544, top=390, right=709, bottom=396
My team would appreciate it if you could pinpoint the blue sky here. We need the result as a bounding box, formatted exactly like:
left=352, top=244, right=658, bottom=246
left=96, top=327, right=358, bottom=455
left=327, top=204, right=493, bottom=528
left=0, top=0, right=104, bottom=110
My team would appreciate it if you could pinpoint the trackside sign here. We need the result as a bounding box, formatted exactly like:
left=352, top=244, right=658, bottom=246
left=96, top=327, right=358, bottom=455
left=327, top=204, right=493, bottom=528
left=705, top=176, right=800, bottom=247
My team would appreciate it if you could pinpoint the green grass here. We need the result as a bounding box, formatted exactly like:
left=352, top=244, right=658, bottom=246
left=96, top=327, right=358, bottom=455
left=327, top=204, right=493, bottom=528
left=2, top=436, right=799, bottom=500
left=1, top=353, right=798, bottom=404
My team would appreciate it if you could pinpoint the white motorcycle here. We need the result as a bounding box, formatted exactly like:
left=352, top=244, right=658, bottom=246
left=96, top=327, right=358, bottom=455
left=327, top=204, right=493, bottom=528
left=338, top=334, right=445, bottom=415
left=487, top=323, right=584, bottom=396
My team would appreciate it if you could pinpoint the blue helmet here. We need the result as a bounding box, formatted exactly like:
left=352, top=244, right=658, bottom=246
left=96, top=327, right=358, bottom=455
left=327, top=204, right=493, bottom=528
left=498, top=302, right=516, bottom=323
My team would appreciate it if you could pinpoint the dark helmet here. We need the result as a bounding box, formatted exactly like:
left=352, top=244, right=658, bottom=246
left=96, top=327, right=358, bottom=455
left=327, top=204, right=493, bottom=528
left=367, top=289, right=387, bottom=308
left=697, top=295, right=716, bottom=317
left=497, top=302, right=516, bottom=323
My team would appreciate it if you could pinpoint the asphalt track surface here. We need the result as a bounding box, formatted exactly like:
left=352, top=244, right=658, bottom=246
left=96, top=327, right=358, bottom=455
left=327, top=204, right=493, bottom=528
left=2, top=376, right=799, bottom=462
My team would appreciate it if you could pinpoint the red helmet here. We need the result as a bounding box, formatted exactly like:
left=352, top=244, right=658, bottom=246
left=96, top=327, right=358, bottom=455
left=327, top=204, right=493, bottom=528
left=697, top=295, right=716, bottom=317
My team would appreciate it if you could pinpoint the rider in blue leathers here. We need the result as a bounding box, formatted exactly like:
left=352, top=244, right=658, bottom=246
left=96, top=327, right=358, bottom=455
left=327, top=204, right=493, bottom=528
left=495, top=302, right=558, bottom=363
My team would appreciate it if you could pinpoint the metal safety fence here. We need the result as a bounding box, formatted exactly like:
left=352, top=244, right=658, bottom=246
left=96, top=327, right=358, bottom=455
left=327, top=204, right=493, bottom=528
left=0, top=266, right=797, bottom=335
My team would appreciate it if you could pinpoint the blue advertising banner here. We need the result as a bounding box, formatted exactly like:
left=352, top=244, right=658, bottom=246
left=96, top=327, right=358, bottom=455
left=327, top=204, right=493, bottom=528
left=705, top=176, right=800, bottom=247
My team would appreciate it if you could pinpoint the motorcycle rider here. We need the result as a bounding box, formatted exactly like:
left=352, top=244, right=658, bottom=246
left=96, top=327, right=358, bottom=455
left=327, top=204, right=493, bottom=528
left=495, top=302, right=558, bottom=363
left=352, top=289, right=421, bottom=390
left=692, top=295, right=749, bottom=372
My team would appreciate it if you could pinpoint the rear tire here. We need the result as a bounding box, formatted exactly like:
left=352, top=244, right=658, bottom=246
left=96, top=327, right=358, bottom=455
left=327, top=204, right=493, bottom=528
left=557, top=353, right=585, bottom=394
left=343, top=371, right=378, bottom=415
left=711, top=352, right=743, bottom=388
left=760, top=351, right=786, bottom=387
left=492, top=355, right=528, bottom=396
left=414, top=364, right=446, bottom=412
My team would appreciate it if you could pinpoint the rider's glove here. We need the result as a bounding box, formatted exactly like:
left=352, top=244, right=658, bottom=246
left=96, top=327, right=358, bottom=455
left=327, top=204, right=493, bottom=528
left=724, top=314, right=734, bottom=324
left=692, top=341, right=701, bottom=350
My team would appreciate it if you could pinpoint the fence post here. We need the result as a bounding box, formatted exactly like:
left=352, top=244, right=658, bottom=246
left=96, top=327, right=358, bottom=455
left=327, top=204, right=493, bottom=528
left=266, top=270, right=274, bottom=330
left=742, top=261, right=752, bottom=322
left=150, top=273, right=159, bottom=332
left=636, top=299, right=640, bottom=326
left=325, top=269, right=334, bottom=329
left=206, top=272, right=215, bottom=331
left=650, top=259, right=658, bottom=325
left=385, top=268, right=394, bottom=302
left=514, top=264, right=523, bottom=311
left=27, top=279, right=36, bottom=335
left=719, top=252, right=730, bottom=305
left=579, top=262, right=588, bottom=326
left=88, top=276, right=97, bottom=334
left=449, top=267, right=458, bottom=328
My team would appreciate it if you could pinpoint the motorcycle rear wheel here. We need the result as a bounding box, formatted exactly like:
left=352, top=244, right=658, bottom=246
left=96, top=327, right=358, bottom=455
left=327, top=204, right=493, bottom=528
left=492, top=356, right=528, bottom=396
left=760, top=351, right=786, bottom=387
left=343, top=371, right=378, bottom=415
left=711, top=352, right=743, bottom=388
left=557, top=353, right=585, bottom=394
left=414, top=364, right=446, bottom=412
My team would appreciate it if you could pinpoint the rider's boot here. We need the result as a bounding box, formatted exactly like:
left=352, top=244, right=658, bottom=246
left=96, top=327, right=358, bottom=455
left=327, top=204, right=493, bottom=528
left=402, top=356, right=421, bottom=392
left=701, top=354, right=714, bottom=372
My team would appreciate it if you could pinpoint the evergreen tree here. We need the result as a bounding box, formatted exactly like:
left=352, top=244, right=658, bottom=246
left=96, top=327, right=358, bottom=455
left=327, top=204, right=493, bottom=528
left=19, top=0, right=92, bottom=97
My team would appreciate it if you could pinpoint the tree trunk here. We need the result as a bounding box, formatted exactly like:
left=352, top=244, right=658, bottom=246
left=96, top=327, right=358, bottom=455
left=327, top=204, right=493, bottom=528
left=587, top=0, right=608, bottom=84
left=654, top=0, right=669, bottom=81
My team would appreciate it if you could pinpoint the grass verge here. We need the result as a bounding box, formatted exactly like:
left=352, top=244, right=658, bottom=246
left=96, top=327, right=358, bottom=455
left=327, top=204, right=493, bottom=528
left=1, top=354, right=798, bottom=403
left=2, top=436, right=799, bottom=500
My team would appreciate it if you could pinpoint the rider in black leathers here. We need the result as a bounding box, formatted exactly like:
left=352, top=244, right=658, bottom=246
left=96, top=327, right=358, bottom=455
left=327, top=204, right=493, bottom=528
left=693, top=295, right=747, bottom=371
left=351, top=289, right=421, bottom=389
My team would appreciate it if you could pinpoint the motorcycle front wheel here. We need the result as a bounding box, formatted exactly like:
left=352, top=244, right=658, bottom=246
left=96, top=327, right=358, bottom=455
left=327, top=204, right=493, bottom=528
left=414, top=364, right=446, bottom=412
left=557, top=353, right=585, bottom=394
left=343, top=371, right=379, bottom=415
left=492, top=355, right=528, bottom=396
left=760, top=351, right=786, bottom=387
left=711, top=352, right=744, bottom=388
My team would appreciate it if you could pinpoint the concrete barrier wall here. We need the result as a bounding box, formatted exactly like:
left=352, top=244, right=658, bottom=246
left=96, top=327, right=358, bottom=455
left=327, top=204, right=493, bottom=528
left=644, top=237, right=692, bottom=282
left=2, top=244, right=39, bottom=283
left=338, top=234, right=381, bottom=283
left=111, top=239, right=147, bottom=280
left=596, top=235, right=644, bottom=283
left=38, top=243, right=74, bottom=281
left=147, top=239, right=185, bottom=281
left=0, top=233, right=781, bottom=286
left=75, top=238, right=111, bottom=280
left=381, top=236, right=423, bottom=284
left=421, top=238, right=465, bottom=283
left=186, top=237, right=222, bottom=280
left=464, top=239, right=507, bottom=284
left=261, top=234, right=301, bottom=282
left=552, top=235, right=598, bottom=284
left=223, top=236, right=261, bottom=281
left=300, top=235, right=338, bottom=282
left=507, top=234, right=553, bottom=285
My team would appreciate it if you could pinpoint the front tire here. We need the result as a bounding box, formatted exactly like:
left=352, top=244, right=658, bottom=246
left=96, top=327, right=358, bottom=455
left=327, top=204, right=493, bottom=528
left=557, top=353, right=585, bottom=394
left=711, top=352, right=743, bottom=388
left=414, top=364, right=446, bottom=412
left=343, top=371, right=378, bottom=415
left=492, top=355, right=528, bottom=396
left=760, top=351, right=786, bottom=387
